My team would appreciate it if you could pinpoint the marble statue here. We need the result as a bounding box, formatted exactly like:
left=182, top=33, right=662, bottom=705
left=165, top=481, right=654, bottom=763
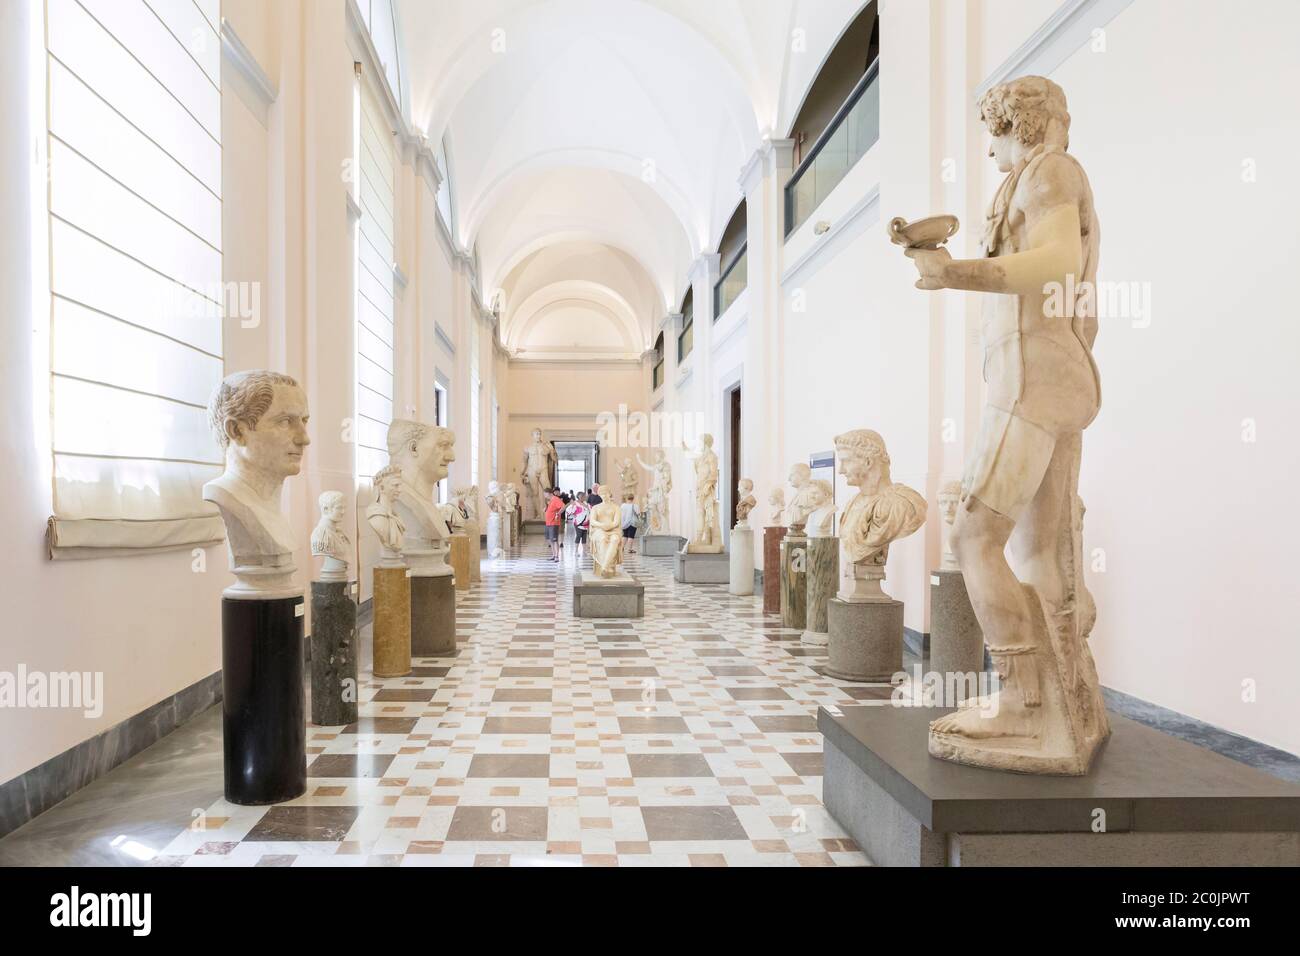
left=638, top=450, right=672, bottom=533
left=938, top=480, right=962, bottom=571
left=440, top=501, right=465, bottom=533
left=734, top=478, right=757, bottom=526
left=896, top=75, right=1109, bottom=774
left=520, top=428, right=557, bottom=520
left=454, top=485, right=480, bottom=524
left=805, top=480, right=836, bottom=537
left=485, top=480, right=504, bottom=558
left=503, top=483, right=519, bottom=517
left=310, top=490, right=351, bottom=582
left=767, top=488, right=786, bottom=526
left=681, top=434, right=722, bottom=552
left=386, top=419, right=455, bottom=573
left=202, top=370, right=310, bottom=597
left=366, top=465, right=406, bottom=567
left=588, top=484, right=625, bottom=578
left=834, top=429, right=925, bottom=602
left=619, top=457, right=639, bottom=500
left=784, top=462, right=822, bottom=533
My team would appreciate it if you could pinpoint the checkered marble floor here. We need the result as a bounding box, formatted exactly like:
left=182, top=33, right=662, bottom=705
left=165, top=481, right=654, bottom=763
left=156, top=536, right=901, bottom=867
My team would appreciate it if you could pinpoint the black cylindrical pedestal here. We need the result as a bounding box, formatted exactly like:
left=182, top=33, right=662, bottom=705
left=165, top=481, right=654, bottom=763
left=222, top=595, right=307, bottom=805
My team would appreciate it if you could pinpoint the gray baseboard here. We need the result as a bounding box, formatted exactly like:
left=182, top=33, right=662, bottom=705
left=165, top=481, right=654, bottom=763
left=0, top=669, right=223, bottom=840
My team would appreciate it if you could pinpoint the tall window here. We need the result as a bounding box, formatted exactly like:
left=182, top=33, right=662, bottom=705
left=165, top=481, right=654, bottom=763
left=354, top=70, right=396, bottom=480
left=491, top=388, right=499, bottom=481
left=469, top=315, right=480, bottom=486
left=714, top=244, right=748, bottom=318
left=677, top=289, right=694, bottom=363
left=45, top=0, right=224, bottom=557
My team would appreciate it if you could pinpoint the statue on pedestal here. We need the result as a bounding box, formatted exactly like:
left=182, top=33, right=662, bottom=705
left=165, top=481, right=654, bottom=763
left=767, top=488, right=786, bottom=527
left=310, top=491, right=351, bottom=582
left=834, top=429, right=925, bottom=602
left=202, top=370, right=310, bottom=598
left=386, top=420, right=455, bottom=573
left=520, top=428, right=557, bottom=521
left=366, top=465, right=406, bottom=566
left=938, top=480, right=962, bottom=571
left=784, top=462, right=818, bottom=533
left=805, top=480, right=836, bottom=537
left=734, top=478, right=757, bottom=526
left=896, top=75, right=1108, bottom=774
left=588, top=484, right=625, bottom=578
left=681, top=434, right=722, bottom=552
left=619, top=456, right=639, bottom=501
left=638, top=450, right=672, bottom=533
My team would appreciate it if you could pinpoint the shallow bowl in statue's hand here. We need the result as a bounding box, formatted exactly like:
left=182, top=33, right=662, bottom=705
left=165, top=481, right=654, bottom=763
left=888, top=215, right=959, bottom=250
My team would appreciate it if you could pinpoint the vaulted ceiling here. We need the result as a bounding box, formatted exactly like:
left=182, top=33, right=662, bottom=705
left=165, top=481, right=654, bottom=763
left=397, top=0, right=867, bottom=358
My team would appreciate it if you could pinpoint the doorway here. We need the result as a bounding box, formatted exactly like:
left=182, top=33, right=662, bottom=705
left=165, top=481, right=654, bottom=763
left=727, top=384, right=742, bottom=529
left=554, top=441, right=599, bottom=494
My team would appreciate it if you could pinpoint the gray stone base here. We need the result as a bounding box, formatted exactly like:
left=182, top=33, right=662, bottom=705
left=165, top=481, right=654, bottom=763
left=574, top=572, right=645, bottom=618
left=309, top=580, right=358, bottom=727
left=826, top=597, right=903, bottom=682
left=820, top=705, right=1300, bottom=867
left=674, top=548, right=730, bottom=583
left=642, top=534, right=685, bottom=556
left=930, top=569, right=983, bottom=676
left=410, top=574, right=456, bottom=656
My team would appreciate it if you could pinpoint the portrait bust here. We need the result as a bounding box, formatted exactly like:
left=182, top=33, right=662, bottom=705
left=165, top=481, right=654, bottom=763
left=310, top=490, right=351, bottom=581
left=366, top=464, right=406, bottom=567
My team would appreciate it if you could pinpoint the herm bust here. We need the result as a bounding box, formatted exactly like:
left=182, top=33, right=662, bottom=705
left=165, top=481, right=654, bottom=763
left=310, top=490, right=351, bottom=582
left=734, top=478, right=757, bottom=525
left=202, top=370, right=310, bottom=598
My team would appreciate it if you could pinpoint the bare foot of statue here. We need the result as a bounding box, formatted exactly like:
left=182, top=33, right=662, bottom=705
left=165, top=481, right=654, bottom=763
left=930, top=651, right=1042, bottom=741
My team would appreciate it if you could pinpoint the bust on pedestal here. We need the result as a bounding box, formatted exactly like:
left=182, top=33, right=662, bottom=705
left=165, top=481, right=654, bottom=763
left=825, top=429, right=925, bottom=682
left=729, top=478, right=757, bottom=596
left=454, top=485, right=482, bottom=582
left=929, top=479, right=983, bottom=680
left=780, top=463, right=816, bottom=630
left=367, top=465, right=411, bottom=677
left=762, top=489, right=786, bottom=614
left=309, top=491, right=358, bottom=726
left=202, top=370, right=309, bottom=805
left=800, top=481, right=839, bottom=647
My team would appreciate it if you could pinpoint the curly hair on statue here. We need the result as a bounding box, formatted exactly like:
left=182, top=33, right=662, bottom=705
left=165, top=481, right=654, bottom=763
left=977, top=75, right=1070, bottom=149
left=207, top=370, right=299, bottom=450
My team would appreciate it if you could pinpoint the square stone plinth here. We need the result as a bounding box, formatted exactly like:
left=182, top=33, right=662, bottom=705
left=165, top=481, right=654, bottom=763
left=641, top=534, right=685, bottom=557
left=674, top=549, right=730, bottom=583
left=819, top=705, right=1300, bottom=867
left=574, top=572, right=644, bottom=618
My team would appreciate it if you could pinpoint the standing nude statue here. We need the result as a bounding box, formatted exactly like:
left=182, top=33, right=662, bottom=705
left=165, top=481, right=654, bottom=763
left=681, top=435, right=722, bottom=552
left=897, top=75, right=1108, bottom=774
left=637, top=450, right=673, bottom=533
left=520, top=428, right=557, bottom=521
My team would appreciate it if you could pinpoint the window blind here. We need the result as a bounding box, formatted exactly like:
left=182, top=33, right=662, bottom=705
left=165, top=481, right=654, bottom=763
left=355, top=73, right=396, bottom=480
left=45, top=0, right=225, bottom=558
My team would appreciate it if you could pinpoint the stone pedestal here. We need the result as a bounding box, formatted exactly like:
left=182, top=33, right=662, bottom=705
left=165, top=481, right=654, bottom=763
left=820, top=706, right=1300, bottom=867
left=449, top=533, right=471, bottom=591
left=523, top=519, right=546, bottom=537
left=512, top=508, right=522, bottom=543
left=221, top=594, right=306, bottom=805
left=762, top=526, right=786, bottom=614
left=574, top=571, right=645, bottom=618
left=780, top=533, right=808, bottom=630
left=372, top=565, right=411, bottom=677
left=930, top=568, right=983, bottom=678
left=674, top=547, right=730, bottom=583
left=728, top=524, right=754, bottom=595
left=502, top=512, right=514, bottom=550
left=801, top=536, right=839, bottom=646
left=487, top=513, right=502, bottom=557
left=826, top=597, right=903, bottom=682
left=464, top=520, right=481, bottom=581
left=309, top=580, right=358, bottom=726
left=642, top=534, right=685, bottom=556
left=410, top=574, right=456, bottom=657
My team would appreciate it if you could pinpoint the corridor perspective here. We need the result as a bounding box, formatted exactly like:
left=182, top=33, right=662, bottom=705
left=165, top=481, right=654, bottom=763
left=1, top=0, right=1298, bottom=918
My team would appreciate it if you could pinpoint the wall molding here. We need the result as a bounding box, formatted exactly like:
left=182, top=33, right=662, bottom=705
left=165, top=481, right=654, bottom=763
left=977, top=0, right=1136, bottom=95
left=781, top=184, right=880, bottom=289
left=507, top=358, right=642, bottom=371
left=712, top=311, right=748, bottom=358
left=220, top=18, right=276, bottom=104
left=434, top=322, right=456, bottom=357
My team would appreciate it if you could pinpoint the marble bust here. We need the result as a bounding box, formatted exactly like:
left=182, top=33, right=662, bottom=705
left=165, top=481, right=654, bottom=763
left=937, top=480, right=962, bottom=571
left=734, top=478, right=757, bottom=526
left=454, top=485, right=480, bottom=524
left=588, top=484, right=626, bottom=578
left=366, top=464, right=406, bottom=568
left=441, top=501, right=465, bottom=532
left=898, top=75, right=1110, bottom=774
left=681, top=434, right=722, bottom=552
left=834, top=429, right=925, bottom=602
left=805, top=480, right=836, bottom=537
left=386, top=419, right=455, bottom=573
left=503, top=483, right=519, bottom=514
left=310, top=490, right=351, bottom=582
left=767, top=488, right=786, bottom=526
left=202, top=370, right=310, bottom=598
left=784, top=462, right=817, bottom=532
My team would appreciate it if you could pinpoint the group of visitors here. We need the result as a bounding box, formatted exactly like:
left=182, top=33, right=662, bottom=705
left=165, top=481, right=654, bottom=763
left=539, top=486, right=645, bottom=562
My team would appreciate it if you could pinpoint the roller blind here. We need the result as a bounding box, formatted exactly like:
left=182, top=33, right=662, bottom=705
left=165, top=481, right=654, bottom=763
left=45, top=0, right=225, bottom=558
left=355, top=73, right=396, bottom=480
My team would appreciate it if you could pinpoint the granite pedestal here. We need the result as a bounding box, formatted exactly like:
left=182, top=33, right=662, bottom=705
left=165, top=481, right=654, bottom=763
left=309, top=580, right=358, bottom=726
left=449, top=532, right=471, bottom=591
left=674, top=547, right=730, bottom=583
left=372, top=565, right=411, bottom=678
left=820, top=705, right=1300, bottom=867
left=930, top=568, right=983, bottom=678
left=825, top=597, right=903, bottom=682
left=464, top=520, right=481, bottom=581
left=221, top=594, right=306, bottom=805
left=801, top=536, right=839, bottom=646
left=410, top=574, right=456, bottom=656
left=780, top=534, right=808, bottom=630
left=728, top=524, right=754, bottom=595
left=642, top=534, right=685, bottom=557
left=574, top=571, right=645, bottom=618
left=762, top=526, right=786, bottom=614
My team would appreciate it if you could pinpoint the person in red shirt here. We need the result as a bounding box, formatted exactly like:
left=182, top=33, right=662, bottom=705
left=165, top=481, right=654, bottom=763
left=544, top=488, right=565, bottom=561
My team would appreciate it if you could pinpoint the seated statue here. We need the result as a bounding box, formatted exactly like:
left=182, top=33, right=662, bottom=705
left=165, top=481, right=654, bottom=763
left=588, top=484, right=625, bottom=578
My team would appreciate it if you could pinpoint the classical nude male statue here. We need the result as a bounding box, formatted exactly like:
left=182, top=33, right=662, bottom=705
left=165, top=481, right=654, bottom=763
left=681, top=435, right=722, bottom=552
left=637, top=450, right=672, bottom=533
left=203, top=370, right=310, bottom=597
left=520, top=428, right=557, bottom=520
left=899, top=75, right=1109, bottom=774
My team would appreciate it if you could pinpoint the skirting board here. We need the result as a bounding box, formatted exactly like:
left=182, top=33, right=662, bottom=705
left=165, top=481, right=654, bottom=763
left=0, top=670, right=223, bottom=840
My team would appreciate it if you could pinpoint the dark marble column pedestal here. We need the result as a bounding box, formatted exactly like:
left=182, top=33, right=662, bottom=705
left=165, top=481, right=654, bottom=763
left=372, top=565, right=411, bottom=677
left=780, top=533, right=808, bottom=630
left=310, top=580, right=358, bottom=726
left=221, top=595, right=306, bottom=805
left=762, top=526, right=786, bottom=614
left=930, top=568, right=984, bottom=678
left=410, top=574, right=456, bottom=656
